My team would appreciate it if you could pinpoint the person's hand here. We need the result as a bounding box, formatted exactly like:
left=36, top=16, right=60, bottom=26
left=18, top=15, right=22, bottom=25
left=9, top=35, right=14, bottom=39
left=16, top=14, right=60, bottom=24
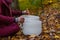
left=22, top=8, right=30, bottom=15
left=18, top=16, right=25, bottom=24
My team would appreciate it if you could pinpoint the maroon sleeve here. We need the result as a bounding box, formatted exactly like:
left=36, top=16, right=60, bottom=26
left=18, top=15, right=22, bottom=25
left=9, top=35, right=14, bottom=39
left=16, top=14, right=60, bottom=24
left=0, top=0, right=2, bottom=14
left=12, top=9, right=23, bottom=17
left=0, top=15, right=15, bottom=24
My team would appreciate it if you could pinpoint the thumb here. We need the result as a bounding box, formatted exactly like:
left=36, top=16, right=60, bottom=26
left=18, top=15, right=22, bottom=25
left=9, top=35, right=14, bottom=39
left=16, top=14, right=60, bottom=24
left=18, top=16, right=24, bottom=22
left=26, top=9, right=30, bottom=15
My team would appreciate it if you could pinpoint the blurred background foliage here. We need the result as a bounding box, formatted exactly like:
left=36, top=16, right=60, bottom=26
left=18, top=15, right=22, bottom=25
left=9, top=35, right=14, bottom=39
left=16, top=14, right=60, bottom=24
left=11, top=0, right=60, bottom=15
left=18, top=0, right=42, bottom=10
left=17, top=0, right=60, bottom=10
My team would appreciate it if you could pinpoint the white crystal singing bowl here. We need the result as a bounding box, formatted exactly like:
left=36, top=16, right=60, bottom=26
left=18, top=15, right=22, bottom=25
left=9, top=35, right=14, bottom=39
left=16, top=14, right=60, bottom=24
left=20, top=15, right=42, bottom=36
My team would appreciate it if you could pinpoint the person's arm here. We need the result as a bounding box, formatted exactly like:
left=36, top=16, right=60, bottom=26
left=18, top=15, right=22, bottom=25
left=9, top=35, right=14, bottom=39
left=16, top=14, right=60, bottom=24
left=11, top=9, right=29, bottom=17
left=12, top=9, right=23, bottom=17
left=0, top=15, right=15, bottom=24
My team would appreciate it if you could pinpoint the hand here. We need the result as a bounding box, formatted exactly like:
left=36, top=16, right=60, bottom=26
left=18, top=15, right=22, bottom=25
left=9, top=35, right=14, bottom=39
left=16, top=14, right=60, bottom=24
left=22, top=8, right=30, bottom=15
left=18, top=16, right=25, bottom=23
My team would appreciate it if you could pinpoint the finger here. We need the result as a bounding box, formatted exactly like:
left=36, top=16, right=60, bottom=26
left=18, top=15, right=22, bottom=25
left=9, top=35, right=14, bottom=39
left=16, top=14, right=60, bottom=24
left=26, top=10, right=30, bottom=15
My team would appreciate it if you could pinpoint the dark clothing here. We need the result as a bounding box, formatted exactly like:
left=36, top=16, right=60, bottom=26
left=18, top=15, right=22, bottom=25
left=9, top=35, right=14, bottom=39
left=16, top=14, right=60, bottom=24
left=0, top=0, right=22, bottom=37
